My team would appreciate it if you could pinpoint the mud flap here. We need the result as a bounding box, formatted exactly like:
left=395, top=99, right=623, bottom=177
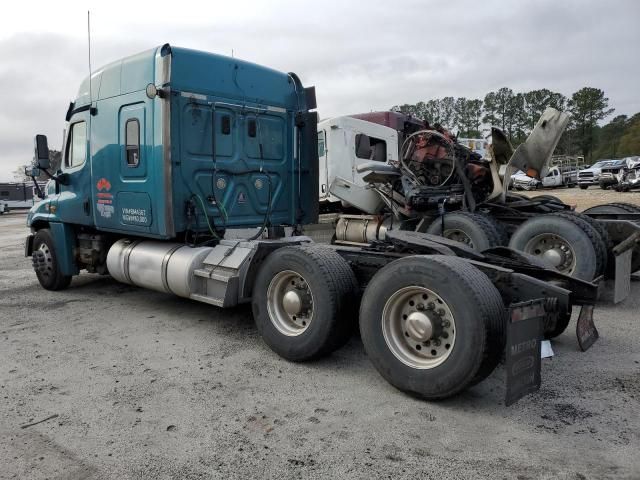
left=613, top=248, right=633, bottom=304
left=576, top=305, right=599, bottom=351
left=505, top=300, right=544, bottom=406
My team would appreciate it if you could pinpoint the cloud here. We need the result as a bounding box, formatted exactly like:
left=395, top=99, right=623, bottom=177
left=0, top=0, right=638, bottom=180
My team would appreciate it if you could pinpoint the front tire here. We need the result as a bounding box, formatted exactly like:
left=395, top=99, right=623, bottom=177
left=32, top=229, right=72, bottom=291
left=359, top=255, right=506, bottom=399
left=251, top=245, right=358, bottom=362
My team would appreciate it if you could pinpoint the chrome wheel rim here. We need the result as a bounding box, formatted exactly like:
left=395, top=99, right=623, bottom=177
left=382, top=286, right=456, bottom=369
left=266, top=270, right=314, bottom=337
left=523, top=233, right=576, bottom=274
left=443, top=229, right=474, bottom=248
left=36, top=243, right=54, bottom=279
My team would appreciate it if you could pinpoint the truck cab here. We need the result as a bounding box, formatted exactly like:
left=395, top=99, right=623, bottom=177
left=26, top=44, right=318, bottom=287
left=318, top=116, right=398, bottom=213
left=541, top=166, right=563, bottom=187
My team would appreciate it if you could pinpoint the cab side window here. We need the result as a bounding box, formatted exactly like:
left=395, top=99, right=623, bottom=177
left=126, top=119, right=140, bottom=167
left=355, top=134, right=387, bottom=162
left=66, top=121, right=87, bottom=168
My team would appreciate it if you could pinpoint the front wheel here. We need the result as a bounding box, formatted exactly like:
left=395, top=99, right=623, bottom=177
left=32, top=229, right=72, bottom=291
left=359, top=255, right=506, bottom=399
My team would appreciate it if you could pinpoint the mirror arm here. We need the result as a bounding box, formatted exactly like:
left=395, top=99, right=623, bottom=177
left=26, top=172, right=45, bottom=199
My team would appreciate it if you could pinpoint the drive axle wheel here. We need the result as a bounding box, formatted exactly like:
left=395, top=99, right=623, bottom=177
left=425, top=212, right=502, bottom=251
left=359, top=255, right=506, bottom=400
left=509, top=216, right=599, bottom=280
left=583, top=203, right=640, bottom=273
left=381, top=286, right=456, bottom=369
left=31, top=229, right=72, bottom=291
left=252, top=245, right=358, bottom=362
left=523, top=233, right=577, bottom=272
left=267, top=271, right=314, bottom=336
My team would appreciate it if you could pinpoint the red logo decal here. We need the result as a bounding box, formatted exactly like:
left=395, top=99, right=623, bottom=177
left=96, top=178, right=111, bottom=191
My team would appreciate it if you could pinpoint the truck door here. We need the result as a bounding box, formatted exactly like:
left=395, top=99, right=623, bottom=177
left=93, top=102, right=154, bottom=234
left=57, top=110, right=93, bottom=225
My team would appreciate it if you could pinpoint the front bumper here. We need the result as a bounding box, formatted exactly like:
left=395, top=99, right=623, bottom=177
left=578, top=177, right=599, bottom=185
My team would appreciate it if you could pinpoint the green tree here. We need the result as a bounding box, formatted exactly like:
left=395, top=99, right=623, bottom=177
left=454, top=98, right=483, bottom=137
left=593, top=115, right=628, bottom=158
left=467, top=99, right=483, bottom=137
left=617, top=113, right=640, bottom=156
left=483, top=87, right=526, bottom=142
left=567, top=87, right=614, bottom=161
left=439, top=97, right=455, bottom=129
left=522, top=89, right=566, bottom=132
left=422, top=99, right=440, bottom=125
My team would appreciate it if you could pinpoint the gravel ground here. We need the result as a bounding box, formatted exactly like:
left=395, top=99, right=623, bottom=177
left=518, top=187, right=640, bottom=210
left=1, top=194, right=639, bottom=479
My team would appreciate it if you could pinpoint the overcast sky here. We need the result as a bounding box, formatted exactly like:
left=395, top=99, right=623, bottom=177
left=1, top=0, right=638, bottom=181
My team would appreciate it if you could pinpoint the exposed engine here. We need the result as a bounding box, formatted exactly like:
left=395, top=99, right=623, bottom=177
left=393, top=127, right=493, bottom=213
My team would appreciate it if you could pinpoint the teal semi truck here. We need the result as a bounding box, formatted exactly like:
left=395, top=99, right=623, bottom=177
left=24, top=44, right=600, bottom=403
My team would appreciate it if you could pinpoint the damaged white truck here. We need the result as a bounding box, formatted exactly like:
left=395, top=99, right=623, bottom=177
left=317, top=109, right=640, bottom=304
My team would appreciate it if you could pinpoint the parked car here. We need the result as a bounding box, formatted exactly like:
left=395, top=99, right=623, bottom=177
left=541, top=165, right=578, bottom=188
left=614, top=156, right=640, bottom=191
left=599, top=159, right=628, bottom=189
left=510, top=170, right=541, bottom=190
left=578, top=159, right=615, bottom=189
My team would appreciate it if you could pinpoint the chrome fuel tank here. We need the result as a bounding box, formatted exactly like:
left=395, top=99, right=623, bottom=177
left=106, top=239, right=212, bottom=297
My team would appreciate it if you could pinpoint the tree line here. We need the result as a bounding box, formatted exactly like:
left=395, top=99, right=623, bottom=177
left=391, top=87, right=638, bottom=161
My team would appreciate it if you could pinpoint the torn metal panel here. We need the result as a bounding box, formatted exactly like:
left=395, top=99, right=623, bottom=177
left=505, top=107, right=570, bottom=185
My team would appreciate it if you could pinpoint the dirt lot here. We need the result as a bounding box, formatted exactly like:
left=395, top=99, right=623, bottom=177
left=519, top=186, right=640, bottom=211
left=1, top=191, right=639, bottom=479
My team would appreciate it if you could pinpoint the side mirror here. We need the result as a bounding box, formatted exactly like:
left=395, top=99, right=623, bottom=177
left=34, top=134, right=51, bottom=169
left=25, top=166, right=41, bottom=178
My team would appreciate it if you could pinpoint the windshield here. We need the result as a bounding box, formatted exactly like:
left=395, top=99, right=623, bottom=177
left=591, top=161, right=610, bottom=168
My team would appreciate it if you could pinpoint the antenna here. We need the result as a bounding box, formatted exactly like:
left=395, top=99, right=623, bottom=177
left=87, top=10, right=92, bottom=106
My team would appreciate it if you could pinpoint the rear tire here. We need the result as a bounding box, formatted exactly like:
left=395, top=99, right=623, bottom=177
left=359, top=255, right=506, bottom=399
left=583, top=203, right=640, bottom=215
left=425, top=212, right=502, bottom=251
left=32, top=229, right=72, bottom=291
left=583, top=203, right=640, bottom=273
left=508, top=216, right=599, bottom=280
left=531, top=194, right=563, bottom=204
left=548, top=212, right=607, bottom=276
left=251, top=245, right=358, bottom=361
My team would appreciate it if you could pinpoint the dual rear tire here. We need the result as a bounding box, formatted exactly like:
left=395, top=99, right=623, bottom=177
left=252, top=247, right=507, bottom=400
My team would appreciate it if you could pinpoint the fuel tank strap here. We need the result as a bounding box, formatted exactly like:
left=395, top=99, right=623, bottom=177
left=161, top=245, right=183, bottom=294
left=122, top=240, right=142, bottom=285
